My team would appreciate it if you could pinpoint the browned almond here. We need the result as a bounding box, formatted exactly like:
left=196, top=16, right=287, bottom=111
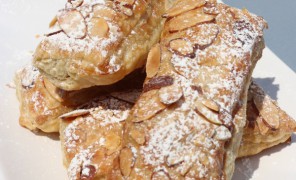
left=256, top=116, right=269, bottom=135
left=129, top=129, right=146, bottom=145
left=88, top=17, right=109, bottom=39
left=117, top=4, right=133, bottom=16
left=169, top=39, right=194, bottom=57
left=152, top=171, right=170, bottom=180
left=201, top=98, right=219, bottom=112
left=203, top=2, right=219, bottom=15
left=143, top=76, right=174, bottom=92
left=57, top=9, right=86, bottom=39
left=132, top=90, right=166, bottom=122
left=59, top=109, right=90, bottom=120
left=105, top=133, right=121, bottom=155
left=146, top=44, right=161, bottom=78
left=49, top=16, right=57, bottom=27
left=213, top=126, right=232, bottom=141
left=66, top=0, right=84, bottom=8
left=119, top=148, right=134, bottom=177
left=92, top=4, right=118, bottom=20
left=43, top=78, right=63, bottom=102
left=187, top=24, right=219, bottom=49
left=80, top=164, right=96, bottom=180
left=159, top=83, right=183, bottom=105
left=167, top=154, right=184, bottom=166
left=168, top=8, right=215, bottom=32
left=163, top=0, right=206, bottom=18
left=195, top=100, right=222, bottom=125
left=253, top=94, right=280, bottom=130
left=116, top=0, right=135, bottom=6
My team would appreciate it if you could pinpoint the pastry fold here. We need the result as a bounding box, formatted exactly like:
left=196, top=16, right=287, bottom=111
left=120, top=1, right=266, bottom=179
left=238, top=81, right=296, bottom=157
left=33, top=0, right=167, bottom=90
left=15, top=65, right=145, bottom=132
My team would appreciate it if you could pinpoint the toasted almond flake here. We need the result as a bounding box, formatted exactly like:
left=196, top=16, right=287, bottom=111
left=92, top=4, right=118, bottom=20
left=163, top=0, right=206, bottom=18
left=57, top=9, right=86, bottom=39
left=146, top=44, right=161, bottom=78
left=60, top=109, right=90, bottom=120
left=66, top=0, right=84, bottom=8
left=120, top=148, right=134, bottom=177
left=203, top=3, right=219, bottom=15
left=213, top=126, right=231, bottom=141
left=49, top=16, right=57, bottom=28
left=168, top=8, right=215, bottom=32
left=105, top=133, right=121, bottom=155
left=132, top=90, right=166, bottom=122
left=43, top=78, right=63, bottom=102
left=256, top=116, right=269, bottom=135
left=169, top=39, right=194, bottom=57
left=167, top=154, right=184, bottom=166
left=253, top=94, right=280, bottom=130
left=116, top=0, right=135, bottom=6
left=129, top=129, right=146, bottom=145
left=117, top=4, right=133, bottom=16
left=195, top=100, right=222, bottom=125
left=159, top=83, right=183, bottom=105
left=188, top=24, right=219, bottom=48
left=88, top=17, right=109, bottom=39
left=201, top=98, right=219, bottom=112
left=152, top=171, right=170, bottom=180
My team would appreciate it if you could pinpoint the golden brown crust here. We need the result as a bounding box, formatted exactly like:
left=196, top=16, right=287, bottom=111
left=33, top=0, right=168, bottom=90
left=15, top=65, right=145, bottom=133
left=120, top=1, right=266, bottom=179
left=238, top=81, right=296, bottom=157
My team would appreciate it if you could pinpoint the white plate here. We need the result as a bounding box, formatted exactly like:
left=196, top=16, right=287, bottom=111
left=0, top=1, right=295, bottom=180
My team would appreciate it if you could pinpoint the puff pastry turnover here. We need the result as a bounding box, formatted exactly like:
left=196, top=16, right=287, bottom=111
left=15, top=65, right=145, bottom=132
left=120, top=1, right=266, bottom=179
left=33, top=0, right=168, bottom=90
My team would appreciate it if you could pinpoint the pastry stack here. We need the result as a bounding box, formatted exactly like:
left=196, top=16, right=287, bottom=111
left=15, top=0, right=296, bottom=179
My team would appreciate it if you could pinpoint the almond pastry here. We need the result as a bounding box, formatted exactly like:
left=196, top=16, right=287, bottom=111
left=121, top=1, right=266, bottom=179
left=33, top=0, right=169, bottom=90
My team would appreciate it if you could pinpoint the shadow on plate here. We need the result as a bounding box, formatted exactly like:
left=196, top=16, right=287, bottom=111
left=32, top=130, right=60, bottom=141
left=253, top=77, right=279, bottom=100
left=234, top=137, right=294, bottom=180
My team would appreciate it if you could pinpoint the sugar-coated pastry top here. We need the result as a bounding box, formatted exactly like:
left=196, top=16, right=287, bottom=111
left=121, top=0, right=267, bottom=179
left=34, top=0, right=167, bottom=90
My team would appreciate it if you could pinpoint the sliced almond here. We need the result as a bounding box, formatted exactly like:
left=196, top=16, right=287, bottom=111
left=59, top=109, right=90, bottom=120
left=213, top=126, right=232, bottom=141
left=105, top=133, right=121, bottom=155
left=169, top=39, right=194, bottom=57
left=152, top=171, right=170, bottom=180
left=117, top=4, right=133, bottom=16
left=253, top=94, right=280, bottom=130
left=168, top=8, right=215, bottom=32
left=43, top=78, right=63, bottom=102
left=129, top=129, right=146, bottom=145
left=49, top=16, right=57, bottom=27
left=187, top=24, right=219, bottom=49
left=92, top=4, right=118, bottom=20
left=132, top=90, right=166, bottom=122
left=66, top=0, right=84, bottom=8
left=163, top=0, right=206, bottom=18
left=159, top=83, right=183, bottom=105
left=201, top=98, right=219, bottom=112
left=256, top=116, right=269, bottom=135
left=167, top=154, right=184, bottom=166
left=88, top=17, right=109, bottom=39
left=195, top=100, right=222, bottom=125
left=203, top=3, right=219, bottom=15
left=146, top=44, right=161, bottom=78
left=116, top=0, right=135, bottom=6
left=57, top=9, right=86, bottom=39
left=119, top=148, right=134, bottom=177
